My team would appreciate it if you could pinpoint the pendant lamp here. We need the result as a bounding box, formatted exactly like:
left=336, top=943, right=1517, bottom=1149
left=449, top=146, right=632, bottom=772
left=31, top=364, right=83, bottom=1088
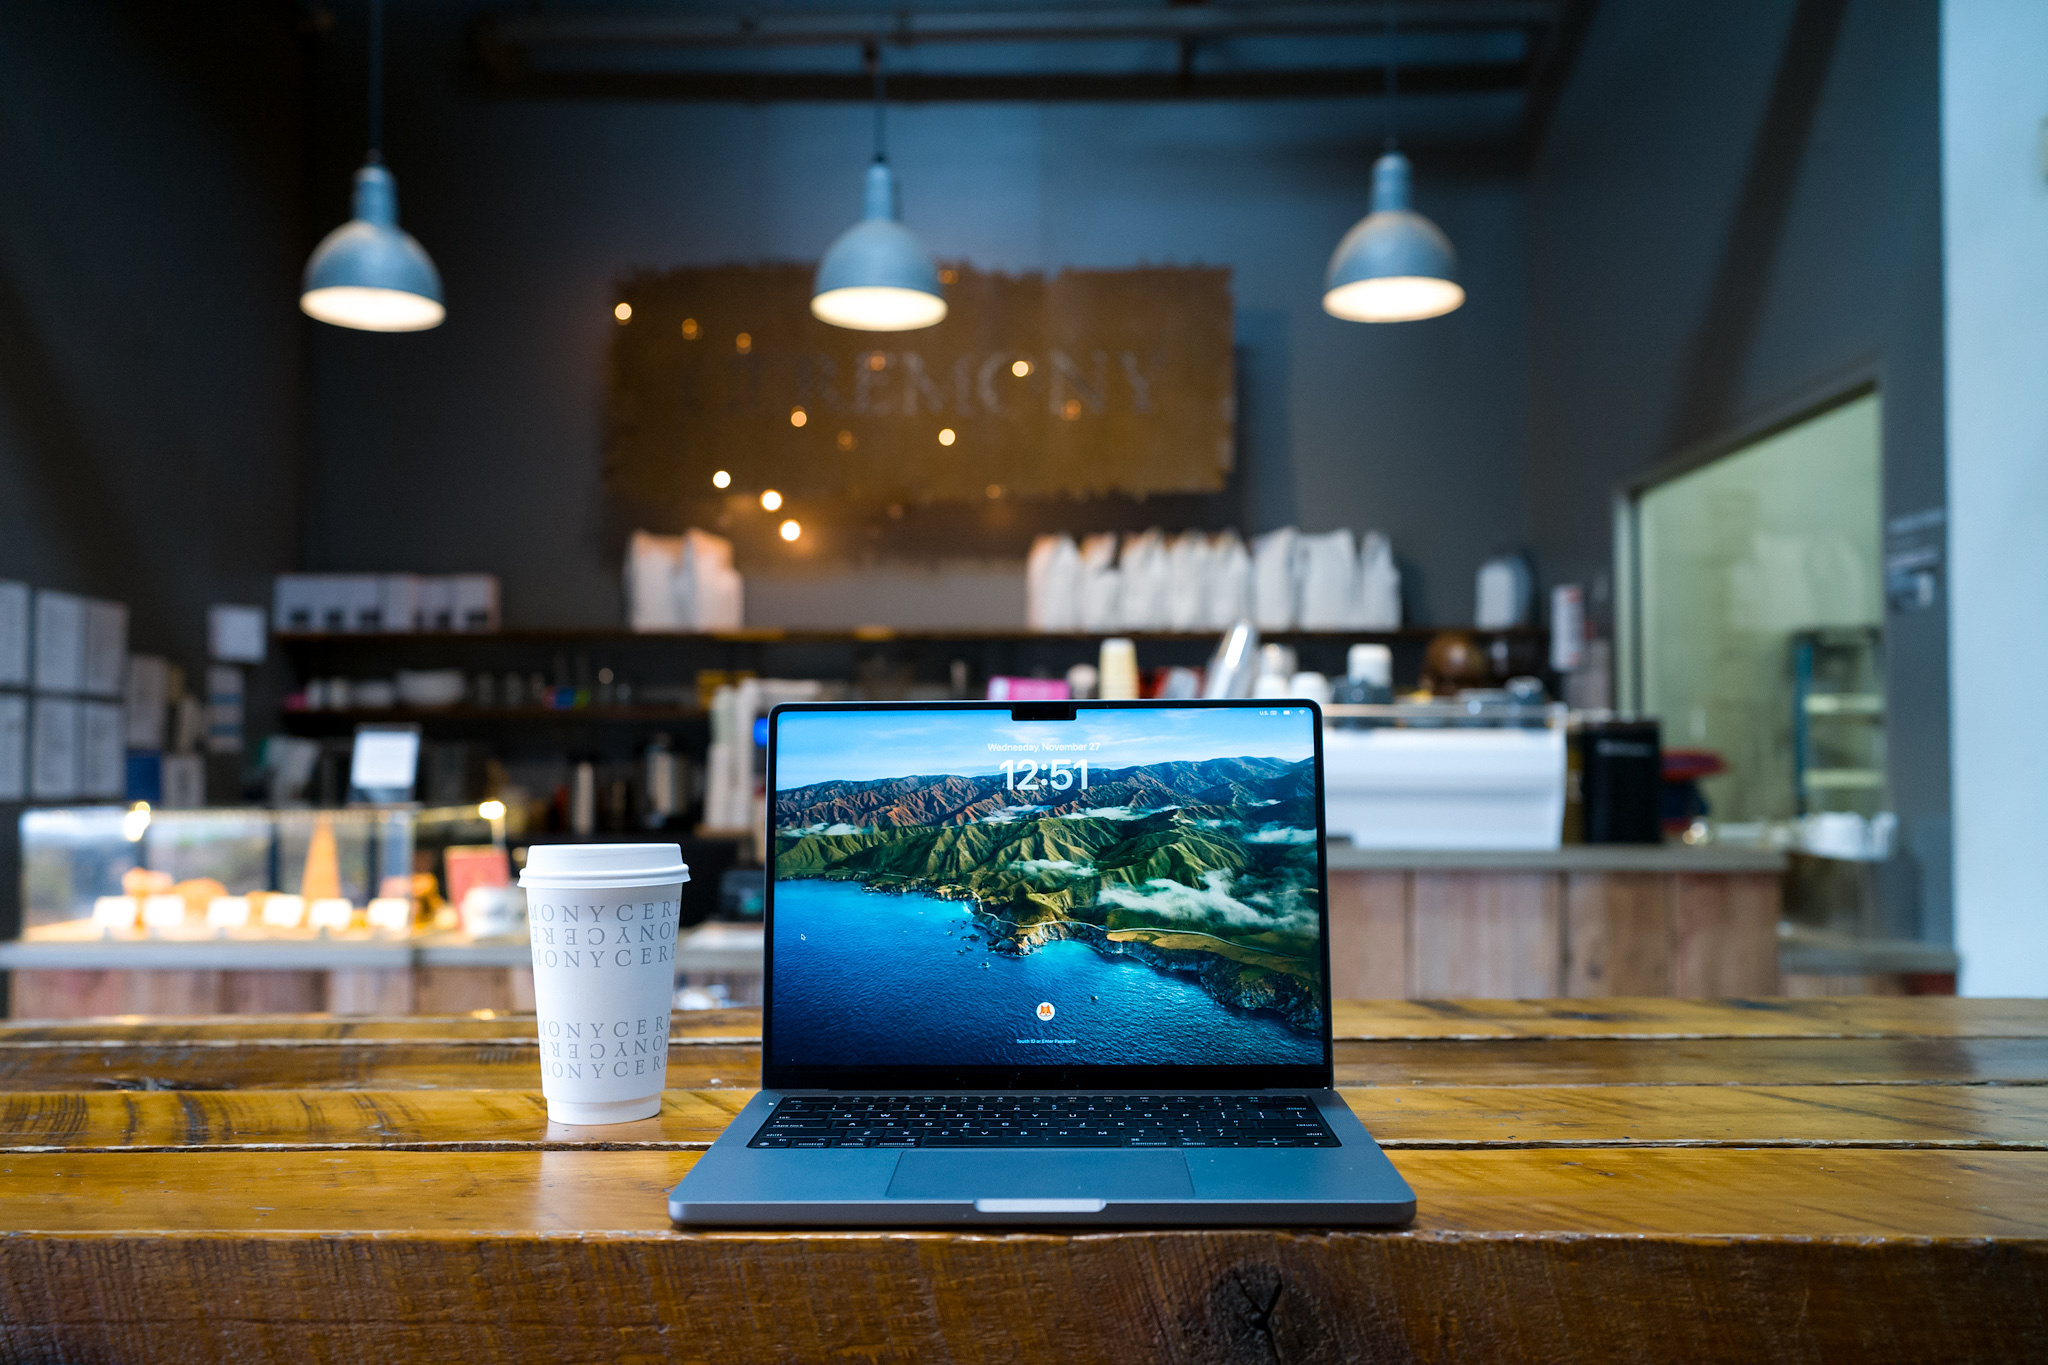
left=301, top=0, right=444, bottom=332
left=810, top=48, right=946, bottom=332
left=1322, top=3, right=1463, bottom=323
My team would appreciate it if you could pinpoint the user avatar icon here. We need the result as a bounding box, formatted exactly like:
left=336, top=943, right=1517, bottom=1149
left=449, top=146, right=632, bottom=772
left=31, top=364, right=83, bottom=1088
left=1035, top=1001, right=1056, bottom=1022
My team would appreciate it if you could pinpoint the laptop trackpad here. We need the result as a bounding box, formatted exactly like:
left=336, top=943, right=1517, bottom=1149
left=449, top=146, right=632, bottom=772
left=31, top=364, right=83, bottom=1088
left=886, top=1149, right=1193, bottom=1202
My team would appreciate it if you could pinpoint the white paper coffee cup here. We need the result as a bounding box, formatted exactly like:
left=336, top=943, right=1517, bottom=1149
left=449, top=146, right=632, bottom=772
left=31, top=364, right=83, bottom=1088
left=519, top=843, right=689, bottom=1125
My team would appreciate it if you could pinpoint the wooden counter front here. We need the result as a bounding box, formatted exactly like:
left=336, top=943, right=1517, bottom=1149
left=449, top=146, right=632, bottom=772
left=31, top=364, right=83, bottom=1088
left=0, top=998, right=2042, bottom=1362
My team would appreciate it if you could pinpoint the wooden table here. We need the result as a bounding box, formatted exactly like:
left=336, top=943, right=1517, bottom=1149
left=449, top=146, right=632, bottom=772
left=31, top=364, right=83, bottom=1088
left=1, top=999, right=2042, bottom=1362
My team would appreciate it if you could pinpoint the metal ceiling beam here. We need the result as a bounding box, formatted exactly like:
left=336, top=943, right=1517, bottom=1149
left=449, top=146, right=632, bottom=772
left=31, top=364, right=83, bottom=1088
left=480, top=3, right=1559, bottom=54
left=475, top=63, right=1533, bottom=104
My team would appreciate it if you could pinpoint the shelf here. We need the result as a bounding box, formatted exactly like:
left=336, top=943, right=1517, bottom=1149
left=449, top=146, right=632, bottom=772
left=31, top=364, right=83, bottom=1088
left=279, top=705, right=705, bottom=732
left=1803, top=693, right=1885, bottom=716
left=273, top=626, right=1543, bottom=648
left=1801, top=768, right=1887, bottom=789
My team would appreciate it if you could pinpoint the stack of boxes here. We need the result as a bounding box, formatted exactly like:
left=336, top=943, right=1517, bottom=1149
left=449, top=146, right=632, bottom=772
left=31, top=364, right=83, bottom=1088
left=272, top=574, right=501, bottom=634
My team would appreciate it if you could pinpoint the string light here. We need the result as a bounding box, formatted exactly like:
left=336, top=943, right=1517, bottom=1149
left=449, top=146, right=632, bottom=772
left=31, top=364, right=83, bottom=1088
left=614, top=302, right=632, bottom=322
left=779, top=519, right=802, bottom=541
left=760, top=489, right=783, bottom=511
left=790, top=407, right=808, bottom=427
left=712, top=470, right=731, bottom=489
left=938, top=428, right=956, bottom=446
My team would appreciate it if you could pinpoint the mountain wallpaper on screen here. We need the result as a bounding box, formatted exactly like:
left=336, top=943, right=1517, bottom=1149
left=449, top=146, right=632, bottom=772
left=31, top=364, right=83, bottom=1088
left=773, top=756, right=1324, bottom=1035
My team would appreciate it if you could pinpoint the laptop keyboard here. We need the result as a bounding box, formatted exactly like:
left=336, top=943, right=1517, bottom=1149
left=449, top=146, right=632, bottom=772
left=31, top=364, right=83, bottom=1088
left=747, top=1094, right=1340, bottom=1149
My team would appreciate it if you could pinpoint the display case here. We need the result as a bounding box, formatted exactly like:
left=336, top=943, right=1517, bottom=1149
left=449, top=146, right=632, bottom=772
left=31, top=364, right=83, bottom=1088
left=17, top=804, right=495, bottom=942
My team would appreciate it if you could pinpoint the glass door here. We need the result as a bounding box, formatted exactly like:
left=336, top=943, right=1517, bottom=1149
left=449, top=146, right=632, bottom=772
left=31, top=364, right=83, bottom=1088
left=1626, top=391, right=1885, bottom=827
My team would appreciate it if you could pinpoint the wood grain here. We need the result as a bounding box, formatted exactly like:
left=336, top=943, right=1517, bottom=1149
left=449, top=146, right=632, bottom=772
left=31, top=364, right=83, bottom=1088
left=0, top=1041, right=760, bottom=1092
left=1672, top=873, right=1782, bottom=995
left=4, top=998, right=2039, bottom=1045
left=0, top=1001, right=2042, bottom=1364
left=0, top=1009, right=761, bottom=1043
left=1411, top=873, right=1561, bottom=997
left=1325, top=871, right=1410, bottom=999
left=1333, top=1036, right=2048, bottom=1086
left=6, top=1085, right=2044, bottom=1154
left=1563, top=872, right=1671, bottom=996
left=0, top=1227, right=2041, bottom=1365
left=1327, top=995, right=2048, bottom=1040
left=2, top=1146, right=2044, bottom=1237
left=4, top=1035, right=2045, bottom=1092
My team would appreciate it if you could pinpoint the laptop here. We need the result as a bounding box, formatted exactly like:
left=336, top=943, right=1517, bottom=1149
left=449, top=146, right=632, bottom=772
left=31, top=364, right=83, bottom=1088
left=669, top=698, right=1415, bottom=1226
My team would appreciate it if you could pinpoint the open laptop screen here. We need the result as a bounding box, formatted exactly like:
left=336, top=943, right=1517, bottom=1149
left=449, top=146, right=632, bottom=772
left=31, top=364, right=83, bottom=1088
left=764, top=700, right=1332, bottom=1090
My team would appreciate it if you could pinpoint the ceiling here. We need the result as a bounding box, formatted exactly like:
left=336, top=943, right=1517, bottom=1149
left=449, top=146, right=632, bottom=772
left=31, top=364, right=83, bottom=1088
left=473, top=0, right=1595, bottom=140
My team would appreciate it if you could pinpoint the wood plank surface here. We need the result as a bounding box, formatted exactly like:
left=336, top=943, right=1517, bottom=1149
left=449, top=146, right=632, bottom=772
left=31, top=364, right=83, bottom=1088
left=6, top=1085, right=2045, bottom=1153
left=8, top=1035, right=2046, bottom=1092
left=0, top=1009, right=760, bottom=1043
left=0, top=999, right=2043, bottom=1365
left=0, top=1225, right=2040, bottom=1365
left=2, top=1146, right=2044, bottom=1238
left=3, top=998, right=2040, bottom=1043
left=1324, top=995, right=2048, bottom=1039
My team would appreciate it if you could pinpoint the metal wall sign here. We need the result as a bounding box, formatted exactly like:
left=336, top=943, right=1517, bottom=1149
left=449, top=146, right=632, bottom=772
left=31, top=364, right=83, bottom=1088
left=605, top=264, right=1232, bottom=520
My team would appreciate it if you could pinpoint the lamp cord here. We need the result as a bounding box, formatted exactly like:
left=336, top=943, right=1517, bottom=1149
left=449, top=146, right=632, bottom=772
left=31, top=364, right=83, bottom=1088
left=367, top=0, right=384, bottom=162
left=1383, top=0, right=1398, bottom=151
left=870, top=32, right=888, bottom=164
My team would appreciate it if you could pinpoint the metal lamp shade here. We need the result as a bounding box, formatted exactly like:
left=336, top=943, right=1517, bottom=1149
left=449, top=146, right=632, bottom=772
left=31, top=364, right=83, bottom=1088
left=810, top=162, right=947, bottom=332
left=1322, top=152, right=1464, bottom=324
left=301, top=163, right=445, bottom=332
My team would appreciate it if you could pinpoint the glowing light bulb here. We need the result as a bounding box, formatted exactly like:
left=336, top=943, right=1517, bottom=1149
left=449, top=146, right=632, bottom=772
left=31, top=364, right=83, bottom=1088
left=1011, top=359, right=1031, bottom=377
left=478, top=800, right=506, bottom=821
left=614, top=302, right=632, bottom=322
left=681, top=318, right=700, bottom=339
left=938, top=428, right=956, bottom=446
left=779, top=519, right=802, bottom=542
left=790, top=407, right=808, bottom=428
left=760, top=489, right=783, bottom=511
left=712, top=470, right=731, bottom=489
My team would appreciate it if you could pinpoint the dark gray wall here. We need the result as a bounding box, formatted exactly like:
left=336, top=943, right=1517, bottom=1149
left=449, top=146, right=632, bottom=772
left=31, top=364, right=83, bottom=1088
left=0, top=1, right=309, bottom=663
left=0, top=2, right=312, bottom=946
left=1525, top=0, right=1949, bottom=939
left=301, top=2, right=1531, bottom=629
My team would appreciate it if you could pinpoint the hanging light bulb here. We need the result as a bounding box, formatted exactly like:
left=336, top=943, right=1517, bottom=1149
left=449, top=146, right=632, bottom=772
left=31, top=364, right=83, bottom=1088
left=301, top=0, right=444, bottom=332
left=1321, top=2, right=1462, bottom=324
left=810, top=43, right=946, bottom=332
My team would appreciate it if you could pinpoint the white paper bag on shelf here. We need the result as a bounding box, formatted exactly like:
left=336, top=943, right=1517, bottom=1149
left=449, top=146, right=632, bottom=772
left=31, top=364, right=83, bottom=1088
left=1118, top=530, right=1169, bottom=630
left=1164, top=531, right=1213, bottom=632
left=1251, top=528, right=1300, bottom=630
left=1077, top=533, right=1122, bottom=631
left=1206, top=531, right=1253, bottom=628
left=1026, top=534, right=1082, bottom=631
left=1297, top=530, right=1359, bottom=630
left=1357, top=531, right=1402, bottom=629
left=680, top=529, right=743, bottom=630
left=625, top=532, right=684, bottom=630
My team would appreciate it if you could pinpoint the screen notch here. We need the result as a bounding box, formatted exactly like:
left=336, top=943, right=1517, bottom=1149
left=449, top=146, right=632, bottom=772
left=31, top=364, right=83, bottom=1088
left=1010, top=703, right=1077, bottom=722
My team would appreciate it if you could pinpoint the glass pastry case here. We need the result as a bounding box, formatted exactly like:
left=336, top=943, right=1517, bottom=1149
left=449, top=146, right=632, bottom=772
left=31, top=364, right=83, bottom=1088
left=17, top=804, right=497, bottom=943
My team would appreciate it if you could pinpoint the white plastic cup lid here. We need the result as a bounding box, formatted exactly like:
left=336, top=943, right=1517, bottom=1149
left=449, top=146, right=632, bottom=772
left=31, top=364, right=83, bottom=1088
left=519, top=842, right=690, bottom=889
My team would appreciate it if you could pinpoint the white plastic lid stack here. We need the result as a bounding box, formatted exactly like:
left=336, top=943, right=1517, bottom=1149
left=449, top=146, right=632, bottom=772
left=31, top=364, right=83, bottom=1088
left=1347, top=644, right=1394, bottom=687
left=519, top=843, right=690, bottom=889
